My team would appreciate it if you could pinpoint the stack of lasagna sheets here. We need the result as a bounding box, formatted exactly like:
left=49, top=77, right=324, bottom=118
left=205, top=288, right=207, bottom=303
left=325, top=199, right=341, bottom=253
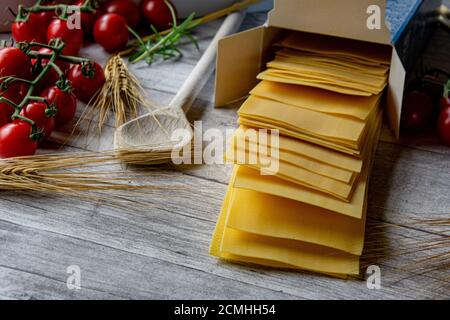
left=210, top=32, right=391, bottom=277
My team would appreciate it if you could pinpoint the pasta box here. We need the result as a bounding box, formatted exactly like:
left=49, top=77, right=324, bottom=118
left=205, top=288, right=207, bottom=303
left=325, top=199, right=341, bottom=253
left=214, top=0, right=444, bottom=138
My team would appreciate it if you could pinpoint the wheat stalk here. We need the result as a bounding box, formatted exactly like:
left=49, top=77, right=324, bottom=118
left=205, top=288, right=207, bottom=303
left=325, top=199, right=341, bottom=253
left=0, top=149, right=167, bottom=190
left=79, top=55, right=155, bottom=133
left=355, top=219, right=450, bottom=287
left=0, top=148, right=187, bottom=212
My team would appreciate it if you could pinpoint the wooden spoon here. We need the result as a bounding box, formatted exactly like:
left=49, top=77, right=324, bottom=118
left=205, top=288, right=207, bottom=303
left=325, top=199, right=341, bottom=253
left=114, top=11, right=245, bottom=163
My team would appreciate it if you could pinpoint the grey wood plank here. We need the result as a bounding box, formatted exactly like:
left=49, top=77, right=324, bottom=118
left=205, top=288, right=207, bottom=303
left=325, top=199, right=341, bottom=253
left=0, top=266, right=126, bottom=300
left=0, top=220, right=297, bottom=300
left=0, top=163, right=448, bottom=299
left=369, top=143, right=450, bottom=222
left=380, top=127, right=450, bottom=156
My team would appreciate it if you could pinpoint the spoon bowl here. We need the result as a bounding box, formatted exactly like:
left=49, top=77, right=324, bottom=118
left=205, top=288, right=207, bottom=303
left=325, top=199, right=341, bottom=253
left=114, top=108, right=193, bottom=164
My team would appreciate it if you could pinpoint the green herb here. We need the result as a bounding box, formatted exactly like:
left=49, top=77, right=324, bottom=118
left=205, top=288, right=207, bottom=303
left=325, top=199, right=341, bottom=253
left=128, top=0, right=200, bottom=65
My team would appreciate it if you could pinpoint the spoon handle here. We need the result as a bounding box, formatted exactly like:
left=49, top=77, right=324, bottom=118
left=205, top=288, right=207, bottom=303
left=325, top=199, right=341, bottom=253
left=168, top=11, right=246, bottom=113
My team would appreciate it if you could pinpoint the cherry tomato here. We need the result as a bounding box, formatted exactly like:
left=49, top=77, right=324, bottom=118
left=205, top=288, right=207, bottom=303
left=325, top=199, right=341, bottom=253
left=36, top=1, right=58, bottom=28
left=441, top=96, right=450, bottom=112
left=141, top=0, right=176, bottom=31
left=32, top=48, right=70, bottom=74
left=102, top=0, right=141, bottom=28
left=67, top=62, right=105, bottom=103
left=0, top=114, right=9, bottom=128
left=0, top=122, right=37, bottom=158
left=0, top=84, right=28, bottom=127
left=47, top=19, right=84, bottom=56
left=401, top=91, right=434, bottom=132
left=73, top=0, right=100, bottom=35
left=11, top=14, right=48, bottom=44
left=0, top=105, right=11, bottom=127
left=0, top=88, right=16, bottom=127
left=438, top=106, right=450, bottom=146
left=93, top=13, right=129, bottom=53
left=0, top=47, right=32, bottom=80
left=0, top=48, right=31, bottom=125
left=18, top=102, right=55, bottom=139
left=41, top=86, right=77, bottom=127
left=0, top=94, right=14, bottom=127
left=31, top=48, right=70, bottom=95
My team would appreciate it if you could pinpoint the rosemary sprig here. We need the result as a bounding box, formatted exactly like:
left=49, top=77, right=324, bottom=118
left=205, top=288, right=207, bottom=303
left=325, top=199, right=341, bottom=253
left=128, top=0, right=200, bottom=65
left=120, top=0, right=261, bottom=57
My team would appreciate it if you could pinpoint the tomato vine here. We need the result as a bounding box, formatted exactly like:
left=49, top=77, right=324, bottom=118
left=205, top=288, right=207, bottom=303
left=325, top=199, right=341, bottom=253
left=14, top=0, right=98, bottom=22
left=0, top=39, right=93, bottom=142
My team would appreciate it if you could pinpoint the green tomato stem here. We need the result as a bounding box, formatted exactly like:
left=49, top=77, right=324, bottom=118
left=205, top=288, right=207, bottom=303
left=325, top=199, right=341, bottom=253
left=16, top=0, right=98, bottom=22
left=0, top=76, right=33, bottom=88
left=444, top=80, right=450, bottom=99
left=0, top=96, right=20, bottom=111
left=27, top=96, right=47, bottom=103
left=13, top=114, right=35, bottom=126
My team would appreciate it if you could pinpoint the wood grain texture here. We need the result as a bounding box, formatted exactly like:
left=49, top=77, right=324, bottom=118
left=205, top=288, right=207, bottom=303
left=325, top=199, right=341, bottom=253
left=0, top=13, right=449, bottom=300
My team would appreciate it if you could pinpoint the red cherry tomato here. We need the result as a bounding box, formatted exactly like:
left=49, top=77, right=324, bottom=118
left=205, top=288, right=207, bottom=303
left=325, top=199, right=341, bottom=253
left=0, top=84, right=28, bottom=127
left=47, top=19, right=84, bottom=56
left=36, top=1, right=58, bottom=28
left=31, top=48, right=71, bottom=95
left=73, top=0, right=100, bottom=35
left=0, top=97, right=14, bottom=127
left=67, top=62, right=105, bottom=103
left=0, top=114, right=10, bottom=128
left=0, top=122, right=37, bottom=158
left=440, top=97, right=450, bottom=112
left=0, top=88, right=16, bottom=127
left=93, top=13, right=129, bottom=53
left=11, top=14, right=47, bottom=44
left=102, top=0, right=141, bottom=28
left=401, top=91, right=434, bottom=132
left=0, top=100, right=14, bottom=127
left=0, top=47, right=32, bottom=79
left=41, top=86, right=77, bottom=127
left=0, top=47, right=31, bottom=125
left=141, top=0, right=176, bottom=31
left=19, top=102, right=55, bottom=139
left=438, top=106, right=450, bottom=146
left=32, top=48, right=70, bottom=74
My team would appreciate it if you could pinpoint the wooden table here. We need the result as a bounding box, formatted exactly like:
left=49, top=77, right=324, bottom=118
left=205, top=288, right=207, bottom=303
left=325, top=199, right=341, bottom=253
left=0, top=13, right=449, bottom=300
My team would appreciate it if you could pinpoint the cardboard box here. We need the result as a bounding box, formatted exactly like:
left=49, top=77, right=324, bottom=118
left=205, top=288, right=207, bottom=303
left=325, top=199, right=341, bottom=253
left=215, top=0, right=443, bottom=138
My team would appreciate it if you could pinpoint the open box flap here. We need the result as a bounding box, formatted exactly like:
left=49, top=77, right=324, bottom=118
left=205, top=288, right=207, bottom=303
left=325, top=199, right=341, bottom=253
left=215, top=27, right=264, bottom=107
left=387, top=48, right=406, bottom=139
left=268, top=0, right=391, bottom=45
left=215, top=26, right=282, bottom=106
